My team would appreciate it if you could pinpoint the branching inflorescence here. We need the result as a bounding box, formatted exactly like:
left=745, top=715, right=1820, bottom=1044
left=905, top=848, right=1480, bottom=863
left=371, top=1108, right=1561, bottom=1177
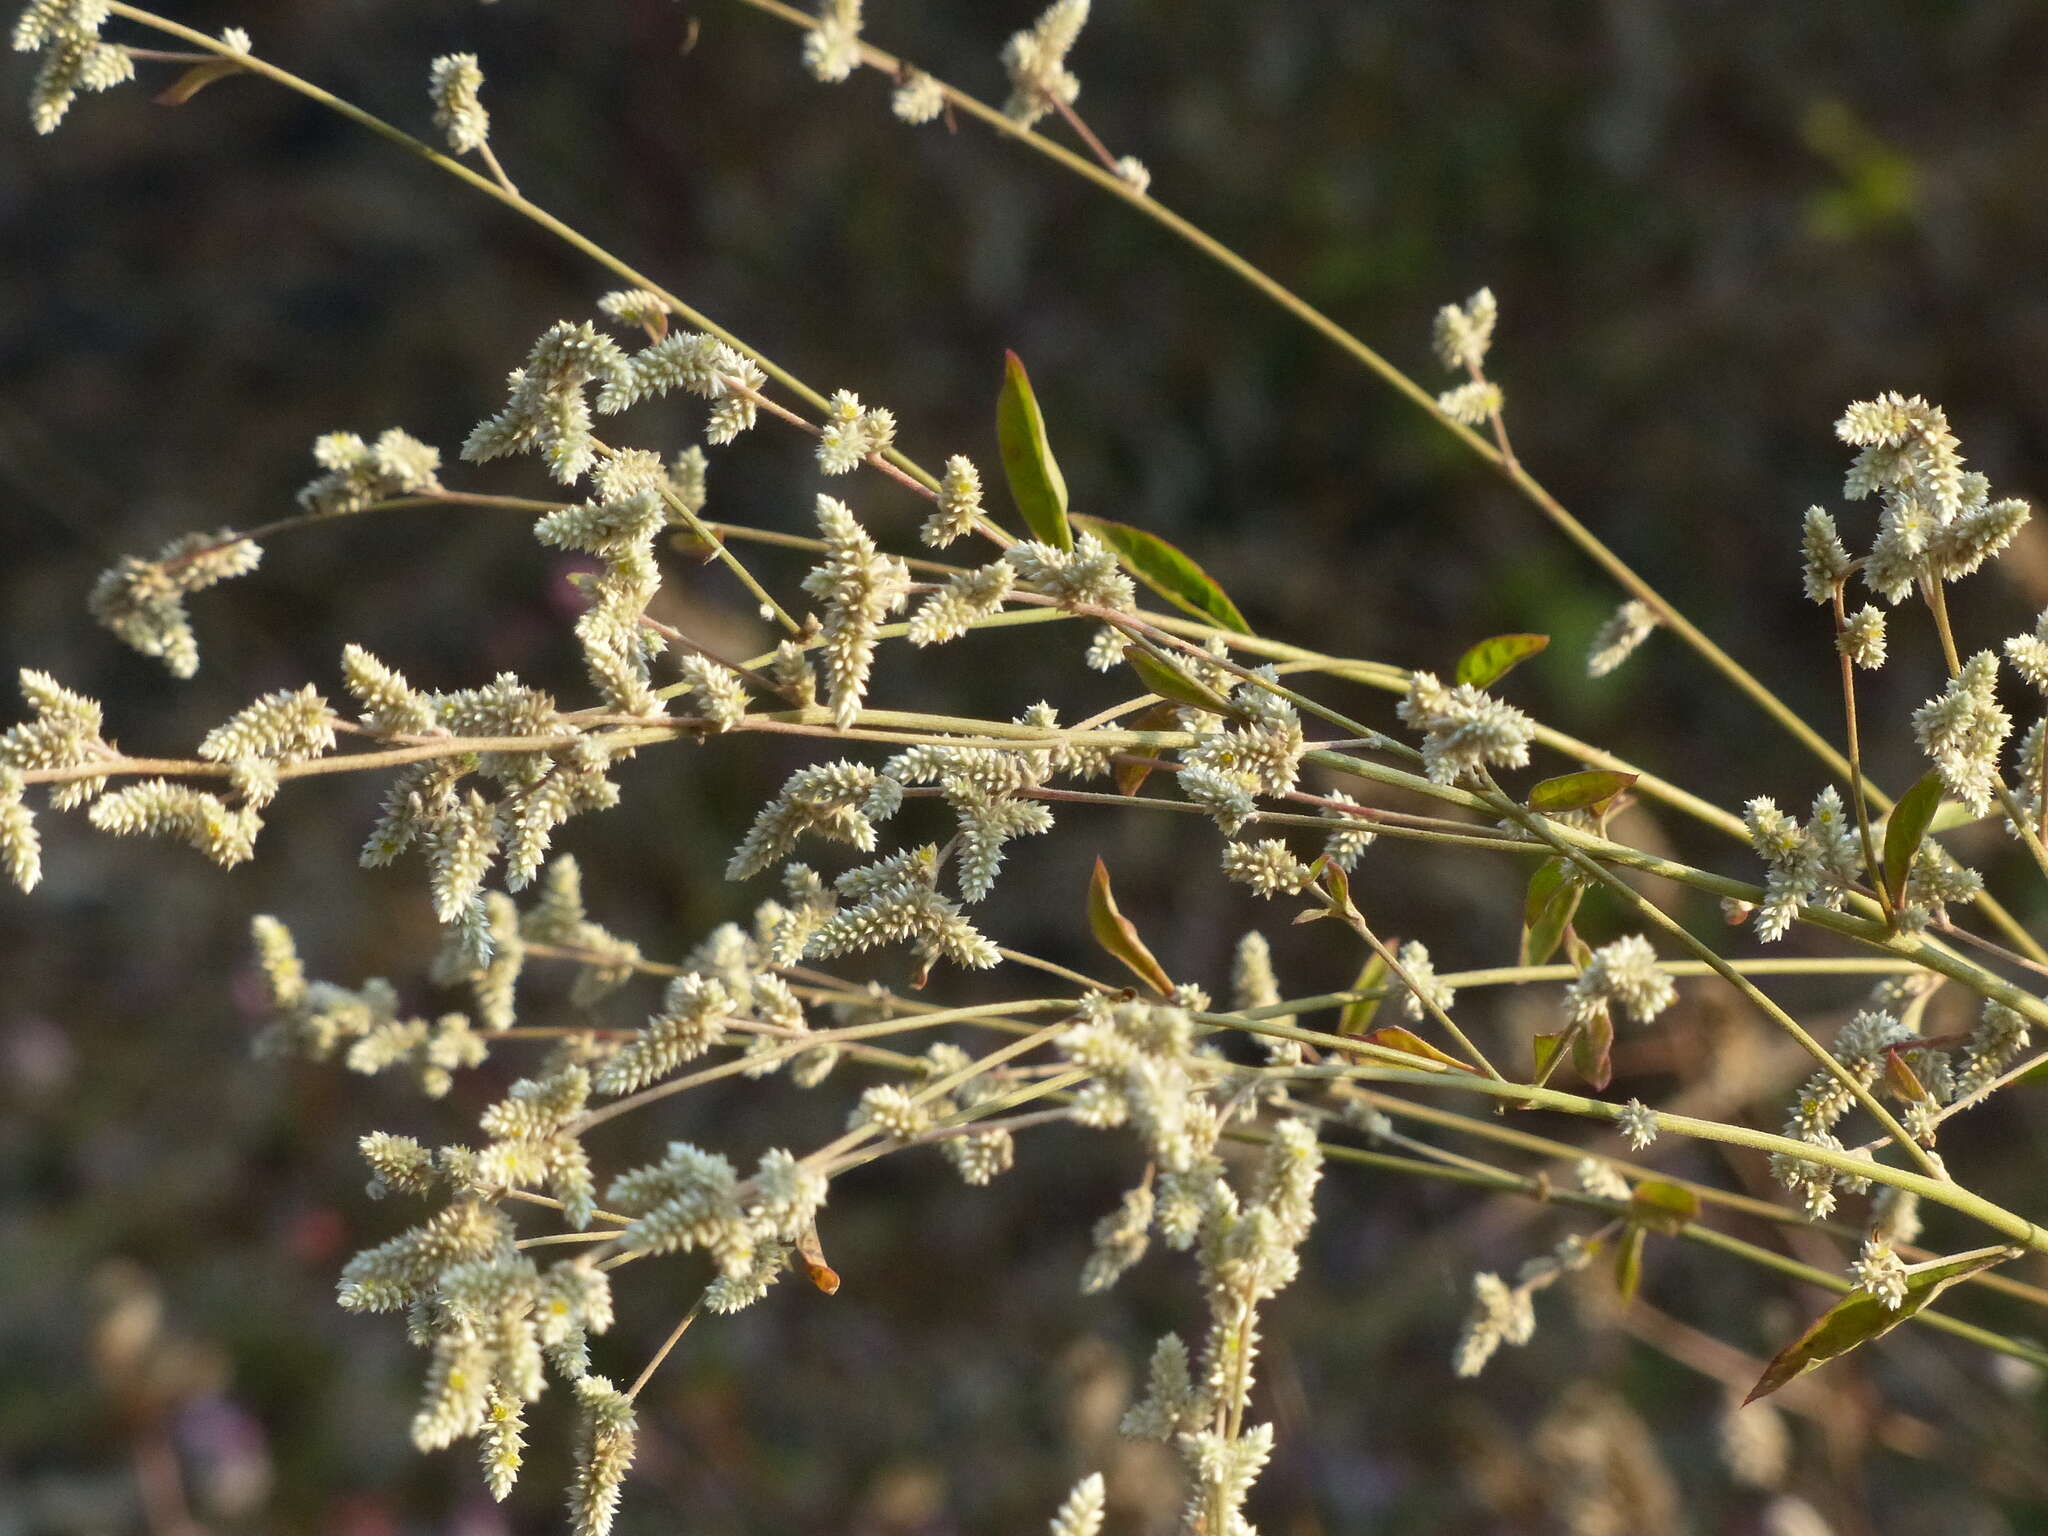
left=15, top=5, right=2048, bottom=1532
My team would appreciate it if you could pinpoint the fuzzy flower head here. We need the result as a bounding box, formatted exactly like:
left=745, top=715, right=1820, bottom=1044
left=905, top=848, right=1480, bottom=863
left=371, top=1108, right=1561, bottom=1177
left=1800, top=506, right=1854, bottom=603
left=89, top=530, right=263, bottom=678
left=799, top=495, right=911, bottom=729
left=1831, top=394, right=2031, bottom=603
left=1396, top=671, right=1535, bottom=785
left=1617, top=1098, right=1659, bottom=1151
left=1587, top=599, right=1660, bottom=678
left=1395, top=940, right=1454, bottom=1022
left=463, top=322, right=629, bottom=486
left=1452, top=1270, right=1535, bottom=1377
left=428, top=53, right=489, bottom=155
left=2006, top=610, right=2048, bottom=699
left=15, top=0, right=134, bottom=134
left=802, top=0, right=863, bottom=83
left=892, top=69, right=945, bottom=124
left=1839, top=606, right=1887, bottom=670
left=1848, top=1237, right=1910, bottom=1311
left=1565, top=934, right=1676, bottom=1027
left=1432, top=287, right=1498, bottom=373
left=1743, top=787, right=1862, bottom=942
left=1003, top=532, right=1135, bottom=613
left=922, top=456, right=985, bottom=547
left=1001, top=0, right=1089, bottom=127
left=1436, top=379, right=1503, bottom=427
left=815, top=389, right=897, bottom=475
left=297, top=428, right=443, bottom=518
left=1911, top=652, right=2010, bottom=818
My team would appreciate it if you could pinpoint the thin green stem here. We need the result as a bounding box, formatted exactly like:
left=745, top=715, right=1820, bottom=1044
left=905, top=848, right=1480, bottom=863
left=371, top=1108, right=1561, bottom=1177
left=1482, top=774, right=1941, bottom=1178
left=723, top=0, right=1862, bottom=810
left=626, top=1295, right=704, bottom=1400
left=1831, top=585, right=1892, bottom=925
left=1329, top=902, right=1505, bottom=1081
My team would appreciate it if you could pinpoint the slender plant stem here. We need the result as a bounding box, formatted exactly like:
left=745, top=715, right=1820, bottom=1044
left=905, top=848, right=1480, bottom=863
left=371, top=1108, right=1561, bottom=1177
left=1481, top=773, right=1942, bottom=1178
left=627, top=1296, right=704, bottom=1400
left=724, top=0, right=2048, bottom=969
left=1832, top=586, right=1892, bottom=923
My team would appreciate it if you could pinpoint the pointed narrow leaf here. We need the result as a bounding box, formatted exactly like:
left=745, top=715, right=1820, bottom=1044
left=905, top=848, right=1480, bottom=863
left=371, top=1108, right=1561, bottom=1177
left=1571, top=1008, right=1614, bottom=1092
left=1747, top=1247, right=2020, bottom=1404
left=996, top=351, right=1072, bottom=551
left=1613, top=1225, right=1646, bottom=1303
left=1456, top=633, right=1549, bottom=690
left=154, top=58, right=245, bottom=106
left=1113, top=703, right=1182, bottom=797
left=1087, top=857, right=1173, bottom=996
left=1070, top=514, right=1251, bottom=633
left=1524, top=858, right=1569, bottom=926
left=1628, top=1180, right=1700, bottom=1234
left=1531, top=1031, right=1567, bottom=1080
left=1522, top=857, right=1583, bottom=967
left=1881, top=769, right=1945, bottom=909
left=1127, top=647, right=1232, bottom=715
left=1337, top=950, right=1390, bottom=1036
left=1357, top=1026, right=1481, bottom=1075
left=1528, top=770, right=1637, bottom=816
left=1885, top=1048, right=1931, bottom=1104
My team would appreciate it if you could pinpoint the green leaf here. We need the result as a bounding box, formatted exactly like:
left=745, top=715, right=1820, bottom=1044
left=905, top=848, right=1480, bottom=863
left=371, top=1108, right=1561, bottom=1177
left=1527, top=769, right=1637, bottom=816
left=1521, top=857, right=1583, bottom=967
left=1571, top=1008, right=1613, bottom=1092
left=1087, top=857, right=1173, bottom=996
left=1881, top=769, right=1945, bottom=910
left=1337, top=950, right=1390, bottom=1037
left=1312, top=854, right=1355, bottom=918
left=1628, top=1180, right=1701, bottom=1234
left=1455, top=633, right=1549, bottom=690
left=1613, top=1225, right=1646, bottom=1304
left=1746, top=1247, right=2020, bottom=1404
left=1357, top=1026, right=1481, bottom=1074
left=1523, top=858, right=1568, bottom=926
left=1531, top=1031, right=1567, bottom=1080
left=1069, top=514, right=1251, bottom=634
left=996, top=351, right=1072, bottom=551
left=1126, top=646, right=1233, bottom=715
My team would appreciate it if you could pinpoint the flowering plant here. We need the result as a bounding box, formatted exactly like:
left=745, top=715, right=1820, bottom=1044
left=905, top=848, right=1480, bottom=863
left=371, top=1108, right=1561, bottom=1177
left=14, top=3, right=2048, bottom=1530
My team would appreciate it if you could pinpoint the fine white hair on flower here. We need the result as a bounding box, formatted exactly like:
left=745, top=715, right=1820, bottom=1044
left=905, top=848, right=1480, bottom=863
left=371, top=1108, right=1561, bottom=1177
left=1742, top=787, right=1862, bottom=942
left=1587, top=599, right=1660, bottom=678
left=1826, top=393, right=2032, bottom=605
left=1432, top=287, right=1498, bottom=373
left=1911, top=652, right=2009, bottom=818
left=1617, top=1098, right=1658, bottom=1151
left=428, top=53, right=490, bottom=156
left=16, top=0, right=135, bottom=134
left=802, top=0, right=864, bottom=83
left=1848, top=1236, right=1910, bottom=1310
left=1565, top=934, right=1677, bottom=1027
left=1436, top=378, right=1503, bottom=427
left=1001, top=0, right=1090, bottom=128
left=892, top=69, right=945, bottom=124
left=1396, top=671, right=1535, bottom=785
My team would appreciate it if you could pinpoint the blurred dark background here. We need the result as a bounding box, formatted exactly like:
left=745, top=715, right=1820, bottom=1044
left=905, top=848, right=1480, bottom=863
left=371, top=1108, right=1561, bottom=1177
left=9, top=2, right=2048, bottom=1532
